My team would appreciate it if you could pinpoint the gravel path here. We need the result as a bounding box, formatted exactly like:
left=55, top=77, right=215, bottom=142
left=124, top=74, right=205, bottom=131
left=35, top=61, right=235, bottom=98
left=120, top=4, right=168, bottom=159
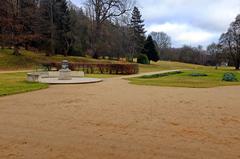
left=0, top=75, right=240, bottom=159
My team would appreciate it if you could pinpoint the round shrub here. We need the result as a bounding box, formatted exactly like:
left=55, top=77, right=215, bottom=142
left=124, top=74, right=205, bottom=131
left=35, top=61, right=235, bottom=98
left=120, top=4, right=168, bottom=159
left=222, top=73, right=238, bottom=82
left=137, top=54, right=150, bottom=64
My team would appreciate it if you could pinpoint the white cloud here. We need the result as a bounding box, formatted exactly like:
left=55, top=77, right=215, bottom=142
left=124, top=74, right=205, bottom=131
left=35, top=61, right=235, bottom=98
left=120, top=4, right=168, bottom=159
left=147, top=23, right=219, bottom=47
left=71, top=0, right=240, bottom=47
left=139, top=0, right=240, bottom=47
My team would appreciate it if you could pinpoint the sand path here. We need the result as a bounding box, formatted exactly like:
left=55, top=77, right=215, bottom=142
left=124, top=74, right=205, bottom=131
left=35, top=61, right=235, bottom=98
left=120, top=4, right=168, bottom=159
left=0, top=76, right=240, bottom=159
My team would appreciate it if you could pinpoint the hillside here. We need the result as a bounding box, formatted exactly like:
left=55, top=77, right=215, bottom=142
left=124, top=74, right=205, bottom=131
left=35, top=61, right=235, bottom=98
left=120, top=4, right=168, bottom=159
left=0, top=49, right=209, bottom=72
left=0, top=49, right=118, bottom=70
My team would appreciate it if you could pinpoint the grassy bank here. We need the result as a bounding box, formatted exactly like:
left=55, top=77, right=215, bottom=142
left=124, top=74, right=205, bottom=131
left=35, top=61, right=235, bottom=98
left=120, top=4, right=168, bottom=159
left=128, top=69, right=240, bottom=88
left=0, top=72, right=48, bottom=96
left=138, top=61, right=205, bottom=73
left=0, top=48, right=205, bottom=73
left=0, top=49, right=115, bottom=70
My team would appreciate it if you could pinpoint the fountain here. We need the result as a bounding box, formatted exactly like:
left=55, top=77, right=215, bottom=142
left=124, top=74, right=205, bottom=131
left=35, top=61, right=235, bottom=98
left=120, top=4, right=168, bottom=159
left=58, top=60, right=72, bottom=80
left=27, top=60, right=103, bottom=84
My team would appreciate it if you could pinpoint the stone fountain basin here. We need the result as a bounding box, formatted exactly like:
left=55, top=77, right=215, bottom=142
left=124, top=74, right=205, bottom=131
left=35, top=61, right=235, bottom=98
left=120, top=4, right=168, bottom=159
left=27, top=71, right=102, bottom=84
left=39, top=77, right=103, bottom=84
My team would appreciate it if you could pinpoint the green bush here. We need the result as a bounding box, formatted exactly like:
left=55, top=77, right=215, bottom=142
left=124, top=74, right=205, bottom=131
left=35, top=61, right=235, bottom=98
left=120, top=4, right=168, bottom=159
left=222, top=73, right=238, bottom=82
left=189, top=72, right=208, bottom=77
left=137, top=54, right=150, bottom=64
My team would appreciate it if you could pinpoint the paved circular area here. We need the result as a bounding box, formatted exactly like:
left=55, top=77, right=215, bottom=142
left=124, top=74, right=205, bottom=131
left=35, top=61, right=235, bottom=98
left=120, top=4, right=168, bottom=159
left=39, top=77, right=103, bottom=84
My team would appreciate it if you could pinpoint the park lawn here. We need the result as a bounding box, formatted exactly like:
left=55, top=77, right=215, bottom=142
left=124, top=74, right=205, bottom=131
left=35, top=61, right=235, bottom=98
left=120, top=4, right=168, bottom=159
left=138, top=61, right=206, bottom=73
left=128, top=69, right=240, bottom=88
left=0, top=72, right=48, bottom=96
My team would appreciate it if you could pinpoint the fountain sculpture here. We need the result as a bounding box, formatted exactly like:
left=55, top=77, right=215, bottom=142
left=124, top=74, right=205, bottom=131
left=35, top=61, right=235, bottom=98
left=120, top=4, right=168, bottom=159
left=59, top=60, right=72, bottom=80
left=27, top=60, right=102, bottom=84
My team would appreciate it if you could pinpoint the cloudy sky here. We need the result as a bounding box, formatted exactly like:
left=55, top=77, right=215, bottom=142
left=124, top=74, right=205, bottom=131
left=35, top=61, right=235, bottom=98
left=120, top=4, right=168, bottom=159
left=71, top=0, right=240, bottom=47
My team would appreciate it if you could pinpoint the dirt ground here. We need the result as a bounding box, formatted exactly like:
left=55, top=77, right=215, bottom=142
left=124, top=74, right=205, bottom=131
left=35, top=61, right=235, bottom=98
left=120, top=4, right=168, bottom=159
left=0, top=77, right=240, bottom=159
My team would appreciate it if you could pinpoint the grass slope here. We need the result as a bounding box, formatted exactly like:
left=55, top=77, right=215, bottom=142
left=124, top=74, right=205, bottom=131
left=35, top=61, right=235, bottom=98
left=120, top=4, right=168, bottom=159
left=0, top=49, right=114, bottom=70
left=0, top=72, right=48, bottom=96
left=139, top=61, right=205, bottom=73
left=128, top=69, right=240, bottom=88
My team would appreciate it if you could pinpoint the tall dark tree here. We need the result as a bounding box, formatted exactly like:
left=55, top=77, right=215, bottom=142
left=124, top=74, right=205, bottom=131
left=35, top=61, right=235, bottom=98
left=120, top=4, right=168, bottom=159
left=0, top=0, right=12, bottom=48
left=39, top=0, right=71, bottom=56
left=129, top=6, right=146, bottom=60
left=38, top=0, right=55, bottom=55
left=54, top=0, right=71, bottom=56
left=68, top=7, right=91, bottom=56
left=142, top=35, right=159, bottom=62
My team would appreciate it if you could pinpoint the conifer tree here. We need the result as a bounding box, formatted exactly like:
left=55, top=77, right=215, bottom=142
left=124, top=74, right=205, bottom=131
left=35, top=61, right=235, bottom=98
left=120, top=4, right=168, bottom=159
left=54, top=0, right=71, bottom=56
left=142, top=35, right=160, bottom=62
left=39, top=0, right=71, bottom=56
left=130, top=6, right=146, bottom=59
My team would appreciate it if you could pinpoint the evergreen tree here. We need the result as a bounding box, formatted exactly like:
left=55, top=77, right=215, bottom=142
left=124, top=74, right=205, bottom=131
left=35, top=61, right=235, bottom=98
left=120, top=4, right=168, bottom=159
left=130, top=6, right=146, bottom=58
left=39, top=0, right=71, bottom=56
left=68, top=8, right=91, bottom=56
left=142, top=35, right=160, bottom=62
left=54, top=0, right=71, bottom=56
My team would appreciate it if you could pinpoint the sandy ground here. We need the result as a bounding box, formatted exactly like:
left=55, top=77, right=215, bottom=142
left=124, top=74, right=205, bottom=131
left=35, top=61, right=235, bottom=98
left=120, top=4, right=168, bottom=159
left=0, top=77, right=240, bottom=159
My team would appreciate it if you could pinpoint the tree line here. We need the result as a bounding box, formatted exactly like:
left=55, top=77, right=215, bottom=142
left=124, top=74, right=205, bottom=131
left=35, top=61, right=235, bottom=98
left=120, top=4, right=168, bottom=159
left=0, top=0, right=145, bottom=59
left=0, top=0, right=239, bottom=69
left=148, top=14, right=240, bottom=70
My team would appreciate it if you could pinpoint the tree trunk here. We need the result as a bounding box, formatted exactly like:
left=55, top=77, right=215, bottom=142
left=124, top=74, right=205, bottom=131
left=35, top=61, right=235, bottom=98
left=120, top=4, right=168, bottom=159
left=13, top=45, right=20, bottom=55
left=64, top=51, right=68, bottom=57
left=235, top=60, right=240, bottom=70
left=92, top=22, right=101, bottom=59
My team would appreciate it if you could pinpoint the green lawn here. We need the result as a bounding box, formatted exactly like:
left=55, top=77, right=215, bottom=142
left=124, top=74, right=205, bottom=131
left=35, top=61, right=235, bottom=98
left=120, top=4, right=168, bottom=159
left=138, top=61, right=205, bottom=73
left=0, top=72, right=48, bottom=96
left=128, top=69, right=240, bottom=88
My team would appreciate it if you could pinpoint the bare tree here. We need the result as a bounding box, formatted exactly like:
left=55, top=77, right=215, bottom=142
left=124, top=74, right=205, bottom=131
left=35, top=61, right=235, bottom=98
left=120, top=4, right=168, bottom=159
left=150, top=32, right=171, bottom=49
left=85, top=0, right=134, bottom=58
left=0, top=0, right=12, bottom=48
left=219, top=15, right=240, bottom=70
left=0, top=0, right=41, bottom=55
left=207, top=43, right=222, bottom=69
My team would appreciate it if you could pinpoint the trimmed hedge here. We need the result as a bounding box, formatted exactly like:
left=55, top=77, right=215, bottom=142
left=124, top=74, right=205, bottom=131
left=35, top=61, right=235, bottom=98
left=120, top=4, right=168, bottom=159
left=41, top=62, right=139, bottom=75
